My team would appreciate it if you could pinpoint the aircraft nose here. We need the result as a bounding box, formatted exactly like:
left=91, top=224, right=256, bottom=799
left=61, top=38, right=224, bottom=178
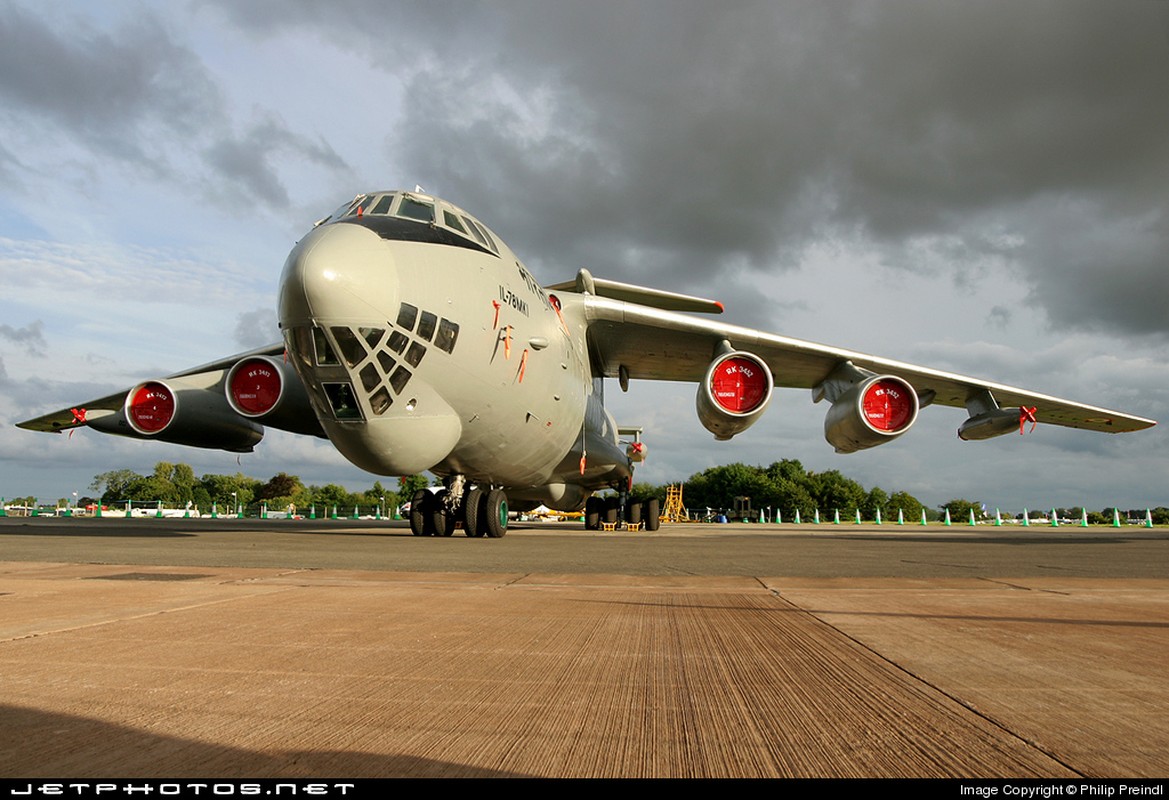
left=278, top=222, right=397, bottom=326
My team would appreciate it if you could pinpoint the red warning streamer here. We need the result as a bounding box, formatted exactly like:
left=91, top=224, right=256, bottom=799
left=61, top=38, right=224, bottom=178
left=1019, top=406, right=1038, bottom=435
left=68, top=407, right=86, bottom=439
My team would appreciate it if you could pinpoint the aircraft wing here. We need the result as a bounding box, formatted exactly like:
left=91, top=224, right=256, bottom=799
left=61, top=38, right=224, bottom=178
left=579, top=293, right=1155, bottom=435
left=16, top=344, right=324, bottom=447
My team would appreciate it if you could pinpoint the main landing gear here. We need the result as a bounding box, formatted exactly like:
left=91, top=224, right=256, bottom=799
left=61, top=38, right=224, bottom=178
left=583, top=488, right=660, bottom=532
left=409, top=480, right=507, bottom=538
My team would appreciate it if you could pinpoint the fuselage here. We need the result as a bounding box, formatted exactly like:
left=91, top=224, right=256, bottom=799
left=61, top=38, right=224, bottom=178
left=277, top=190, right=631, bottom=508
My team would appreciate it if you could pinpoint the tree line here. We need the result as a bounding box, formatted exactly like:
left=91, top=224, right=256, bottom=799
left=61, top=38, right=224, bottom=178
left=87, top=463, right=429, bottom=515
left=61, top=459, right=1166, bottom=523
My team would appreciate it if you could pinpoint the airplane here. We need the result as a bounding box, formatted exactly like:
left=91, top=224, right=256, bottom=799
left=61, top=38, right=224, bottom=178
left=18, top=189, right=1156, bottom=536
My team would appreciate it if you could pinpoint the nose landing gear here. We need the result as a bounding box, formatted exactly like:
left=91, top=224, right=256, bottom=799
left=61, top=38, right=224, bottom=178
left=408, top=477, right=507, bottom=538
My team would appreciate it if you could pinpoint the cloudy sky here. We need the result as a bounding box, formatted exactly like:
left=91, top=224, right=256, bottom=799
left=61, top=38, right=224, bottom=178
left=1, top=0, right=1166, bottom=512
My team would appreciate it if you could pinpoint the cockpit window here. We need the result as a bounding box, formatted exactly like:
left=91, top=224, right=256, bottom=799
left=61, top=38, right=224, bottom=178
left=461, top=216, right=490, bottom=248
left=345, top=194, right=372, bottom=217
left=467, top=218, right=499, bottom=253
left=442, top=210, right=467, bottom=233
left=397, top=197, right=434, bottom=223
left=371, top=194, right=394, bottom=215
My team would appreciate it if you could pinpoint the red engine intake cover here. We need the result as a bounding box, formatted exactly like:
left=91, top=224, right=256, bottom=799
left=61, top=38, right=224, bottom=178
left=861, top=377, right=916, bottom=433
left=709, top=355, right=769, bottom=414
left=127, top=382, right=175, bottom=434
left=228, top=358, right=283, bottom=417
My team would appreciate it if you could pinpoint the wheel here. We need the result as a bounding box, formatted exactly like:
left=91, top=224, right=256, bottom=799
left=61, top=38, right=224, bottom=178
left=603, top=496, right=619, bottom=525
left=584, top=496, right=601, bottom=530
left=643, top=498, right=661, bottom=531
left=626, top=499, right=642, bottom=526
left=430, top=489, right=455, bottom=537
left=485, top=489, right=508, bottom=538
left=463, top=487, right=486, bottom=537
left=409, top=490, right=430, bottom=536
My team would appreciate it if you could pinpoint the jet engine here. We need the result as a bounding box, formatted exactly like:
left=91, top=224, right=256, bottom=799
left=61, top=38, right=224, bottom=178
left=225, top=355, right=323, bottom=437
left=824, top=375, right=919, bottom=453
left=696, top=351, right=774, bottom=440
left=86, top=379, right=264, bottom=452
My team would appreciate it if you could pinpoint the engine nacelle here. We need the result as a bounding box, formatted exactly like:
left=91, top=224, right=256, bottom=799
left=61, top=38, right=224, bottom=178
left=696, top=351, right=774, bottom=440
left=225, top=355, right=322, bottom=437
left=824, top=375, right=919, bottom=453
left=958, top=408, right=1022, bottom=441
left=87, top=379, right=263, bottom=452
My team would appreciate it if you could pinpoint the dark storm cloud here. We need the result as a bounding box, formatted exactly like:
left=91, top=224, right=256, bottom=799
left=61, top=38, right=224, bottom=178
left=0, top=5, right=218, bottom=168
left=210, top=0, right=1169, bottom=337
left=205, top=117, right=349, bottom=209
left=0, top=320, right=47, bottom=357
left=0, top=3, right=349, bottom=210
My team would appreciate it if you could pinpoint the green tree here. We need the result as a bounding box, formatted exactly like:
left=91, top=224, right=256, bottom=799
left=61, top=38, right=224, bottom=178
left=200, top=473, right=259, bottom=509
left=629, top=482, right=666, bottom=502
left=808, top=470, right=865, bottom=517
left=940, top=498, right=983, bottom=522
left=310, top=483, right=357, bottom=511
left=862, top=487, right=889, bottom=521
left=397, top=475, right=429, bottom=497
left=361, top=480, right=399, bottom=515
left=90, top=469, right=143, bottom=503
left=885, top=490, right=925, bottom=521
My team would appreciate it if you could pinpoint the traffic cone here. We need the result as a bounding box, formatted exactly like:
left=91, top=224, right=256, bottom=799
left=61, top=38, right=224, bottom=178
left=944, top=508, right=951, bottom=526
left=875, top=508, right=882, bottom=526
left=1050, top=508, right=1059, bottom=527
left=794, top=509, right=801, bottom=525
left=1112, top=508, right=1121, bottom=528
left=1022, top=509, right=1029, bottom=527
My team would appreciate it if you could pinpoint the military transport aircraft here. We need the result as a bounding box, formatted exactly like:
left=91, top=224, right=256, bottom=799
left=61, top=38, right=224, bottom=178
left=18, top=190, right=1156, bottom=536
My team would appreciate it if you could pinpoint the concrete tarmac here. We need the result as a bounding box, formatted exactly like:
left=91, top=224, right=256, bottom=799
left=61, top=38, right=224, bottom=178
left=2, top=517, right=1167, bottom=778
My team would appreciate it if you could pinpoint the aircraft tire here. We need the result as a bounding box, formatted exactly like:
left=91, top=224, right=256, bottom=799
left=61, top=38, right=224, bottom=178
left=431, top=489, right=455, bottom=537
left=409, top=490, right=430, bottom=536
left=603, top=496, right=619, bottom=525
left=644, top=498, right=661, bottom=532
left=584, top=497, right=601, bottom=530
left=485, top=489, right=508, bottom=538
left=626, top=500, right=642, bottom=526
left=463, top=487, right=486, bottom=537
